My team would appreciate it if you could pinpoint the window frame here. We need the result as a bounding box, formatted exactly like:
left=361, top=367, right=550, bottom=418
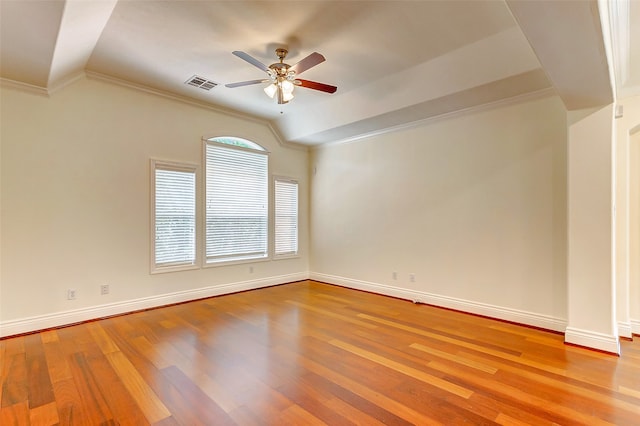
left=150, top=159, right=200, bottom=274
left=203, top=137, right=271, bottom=267
left=273, top=176, right=300, bottom=259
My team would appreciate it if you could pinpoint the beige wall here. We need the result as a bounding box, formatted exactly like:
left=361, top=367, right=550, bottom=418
left=2, top=76, right=625, bottom=346
left=631, top=130, right=640, bottom=330
left=565, top=105, right=618, bottom=352
left=310, top=95, right=568, bottom=328
left=614, top=95, right=640, bottom=336
left=0, top=78, right=309, bottom=328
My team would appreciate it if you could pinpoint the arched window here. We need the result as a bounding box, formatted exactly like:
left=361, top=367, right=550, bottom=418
left=205, top=137, right=269, bottom=263
left=210, top=136, right=266, bottom=151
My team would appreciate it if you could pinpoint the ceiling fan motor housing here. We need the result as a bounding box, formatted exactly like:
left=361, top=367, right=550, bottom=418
left=270, top=62, right=290, bottom=75
left=270, top=49, right=292, bottom=79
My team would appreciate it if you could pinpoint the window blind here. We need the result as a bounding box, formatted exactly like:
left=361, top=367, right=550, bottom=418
left=275, top=179, right=298, bottom=256
left=206, top=142, right=268, bottom=263
left=154, top=165, right=196, bottom=267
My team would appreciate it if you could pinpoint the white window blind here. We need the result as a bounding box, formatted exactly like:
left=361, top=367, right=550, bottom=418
left=153, top=162, right=196, bottom=269
left=275, top=179, right=298, bottom=256
left=205, top=141, right=268, bottom=263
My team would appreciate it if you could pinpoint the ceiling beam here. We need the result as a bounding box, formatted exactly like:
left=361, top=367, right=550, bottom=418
left=277, top=26, right=544, bottom=143
left=0, top=0, right=65, bottom=88
left=47, top=0, right=118, bottom=91
left=506, top=0, right=613, bottom=110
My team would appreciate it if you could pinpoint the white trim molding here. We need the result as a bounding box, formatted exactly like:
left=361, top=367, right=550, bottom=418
left=631, top=319, right=640, bottom=336
left=0, top=272, right=308, bottom=338
left=0, top=77, right=50, bottom=97
left=618, top=321, right=633, bottom=339
left=310, top=272, right=567, bottom=333
left=565, top=327, right=621, bottom=354
left=85, top=71, right=307, bottom=151
left=47, top=71, right=87, bottom=95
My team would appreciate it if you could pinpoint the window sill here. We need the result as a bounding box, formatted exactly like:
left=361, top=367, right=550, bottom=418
left=273, top=253, right=300, bottom=261
left=203, top=255, right=270, bottom=268
left=151, top=264, right=200, bottom=275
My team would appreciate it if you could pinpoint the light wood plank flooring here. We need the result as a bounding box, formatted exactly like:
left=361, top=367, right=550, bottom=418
left=1, top=280, right=640, bottom=425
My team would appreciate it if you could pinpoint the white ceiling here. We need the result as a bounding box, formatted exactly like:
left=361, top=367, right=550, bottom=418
left=1, top=0, right=635, bottom=146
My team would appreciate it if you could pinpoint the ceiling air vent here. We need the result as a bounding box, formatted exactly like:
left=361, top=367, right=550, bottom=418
left=185, top=75, right=218, bottom=91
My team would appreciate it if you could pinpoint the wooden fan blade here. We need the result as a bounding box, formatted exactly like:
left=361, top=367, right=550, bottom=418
left=232, top=51, right=269, bottom=73
left=296, top=79, right=337, bottom=94
left=225, top=79, right=268, bottom=88
left=289, top=52, right=325, bottom=75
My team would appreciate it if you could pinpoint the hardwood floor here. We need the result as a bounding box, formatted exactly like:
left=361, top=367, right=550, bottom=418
left=1, top=280, right=640, bottom=425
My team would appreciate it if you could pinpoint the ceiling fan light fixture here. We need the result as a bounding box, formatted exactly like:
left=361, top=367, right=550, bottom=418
left=282, top=91, right=294, bottom=102
left=264, top=83, right=277, bottom=98
left=281, top=79, right=294, bottom=94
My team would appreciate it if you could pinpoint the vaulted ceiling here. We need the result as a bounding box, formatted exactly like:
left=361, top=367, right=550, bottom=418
left=1, top=0, right=636, bottom=146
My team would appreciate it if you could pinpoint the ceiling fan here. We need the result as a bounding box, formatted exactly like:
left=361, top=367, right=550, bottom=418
left=225, top=48, right=337, bottom=104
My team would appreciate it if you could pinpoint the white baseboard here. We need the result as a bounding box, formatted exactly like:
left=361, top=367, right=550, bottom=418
left=0, top=272, right=309, bottom=338
left=565, top=327, right=621, bottom=354
left=310, top=272, right=567, bottom=332
left=618, top=321, right=633, bottom=339
left=632, top=319, right=640, bottom=336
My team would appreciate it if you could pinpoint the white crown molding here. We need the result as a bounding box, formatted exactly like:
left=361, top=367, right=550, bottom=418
left=84, top=71, right=307, bottom=152
left=565, top=327, right=621, bottom=355
left=2, top=70, right=308, bottom=153
left=0, top=78, right=49, bottom=97
left=0, top=272, right=309, bottom=338
left=47, top=71, right=87, bottom=95
left=311, top=87, right=558, bottom=151
left=309, top=272, right=567, bottom=333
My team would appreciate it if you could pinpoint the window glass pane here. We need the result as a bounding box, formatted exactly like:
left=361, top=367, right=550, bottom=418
left=206, top=141, right=268, bottom=263
left=207, top=136, right=265, bottom=151
left=275, top=179, right=298, bottom=256
left=154, top=166, right=196, bottom=267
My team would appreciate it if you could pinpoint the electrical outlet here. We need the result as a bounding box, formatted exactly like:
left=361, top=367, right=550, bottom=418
left=392, top=271, right=397, bottom=280
left=249, top=266, right=254, bottom=273
left=409, top=273, right=416, bottom=283
left=67, top=289, right=77, bottom=300
left=101, top=284, right=109, bottom=295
